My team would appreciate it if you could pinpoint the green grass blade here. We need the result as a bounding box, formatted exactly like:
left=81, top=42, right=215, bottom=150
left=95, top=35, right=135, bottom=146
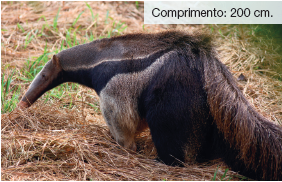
left=89, top=32, right=94, bottom=41
left=1, top=71, right=20, bottom=113
left=218, top=29, right=224, bottom=37
left=17, top=77, right=32, bottom=82
left=53, top=7, right=61, bottom=31
left=30, top=54, right=44, bottom=69
left=17, top=23, right=25, bottom=32
left=24, top=32, right=31, bottom=48
left=107, top=30, right=111, bottom=38
left=73, top=10, right=85, bottom=27
left=85, top=2, right=94, bottom=21
left=94, top=13, right=99, bottom=27
left=1, top=74, right=6, bottom=103
left=73, top=31, right=77, bottom=46
left=119, top=25, right=127, bottom=33
left=221, top=168, right=229, bottom=180
left=66, top=28, right=72, bottom=47
left=5, top=71, right=14, bottom=95
left=60, top=39, right=65, bottom=51
left=212, top=167, right=219, bottom=181
left=105, top=10, right=109, bottom=24
left=44, top=42, right=48, bottom=54
left=38, top=15, right=47, bottom=22
left=135, top=1, right=139, bottom=9
left=25, top=30, right=37, bottom=48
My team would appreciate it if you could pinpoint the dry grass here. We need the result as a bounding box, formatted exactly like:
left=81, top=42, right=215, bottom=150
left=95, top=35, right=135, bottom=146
left=2, top=101, right=242, bottom=181
left=1, top=1, right=281, bottom=181
left=214, top=25, right=282, bottom=123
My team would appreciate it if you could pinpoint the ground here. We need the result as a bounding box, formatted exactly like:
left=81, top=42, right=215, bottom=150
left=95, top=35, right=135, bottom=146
left=1, top=2, right=282, bottom=181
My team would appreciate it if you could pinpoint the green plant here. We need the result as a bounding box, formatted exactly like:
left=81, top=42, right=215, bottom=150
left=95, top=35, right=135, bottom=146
left=85, top=2, right=94, bottom=21
left=19, top=52, right=50, bottom=82
left=135, top=1, right=139, bottom=9
left=211, top=167, right=232, bottom=181
left=24, top=30, right=38, bottom=49
left=1, top=72, right=21, bottom=113
left=72, top=10, right=85, bottom=28
left=105, top=10, right=110, bottom=24
left=17, top=23, right=25, bottom=32
left=53, top=7, right=61, bottom=31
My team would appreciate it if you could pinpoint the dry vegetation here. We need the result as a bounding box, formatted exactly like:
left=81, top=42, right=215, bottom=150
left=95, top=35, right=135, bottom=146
left=1, top=1, right=282, bottom=181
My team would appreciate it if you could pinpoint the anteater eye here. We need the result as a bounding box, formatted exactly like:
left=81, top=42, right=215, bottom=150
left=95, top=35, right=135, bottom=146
left=42, top=74, right=46, bottom=78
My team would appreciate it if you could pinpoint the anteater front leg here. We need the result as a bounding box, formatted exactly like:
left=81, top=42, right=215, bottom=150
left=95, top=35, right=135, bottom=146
left=100, top=90, right=142, bottom=151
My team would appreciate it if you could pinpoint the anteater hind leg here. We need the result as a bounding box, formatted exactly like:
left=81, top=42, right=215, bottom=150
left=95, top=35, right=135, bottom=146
left=146, top=108, right=186, bottom=166
left=144, top=69, right=211, bottom=166
left=145, top=92, right=212, bottom=166
left=145, top=96, right=211, bottom=166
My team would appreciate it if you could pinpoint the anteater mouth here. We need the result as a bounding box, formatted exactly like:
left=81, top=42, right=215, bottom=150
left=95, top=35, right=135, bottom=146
left=18, top=100, right=31, bottom=108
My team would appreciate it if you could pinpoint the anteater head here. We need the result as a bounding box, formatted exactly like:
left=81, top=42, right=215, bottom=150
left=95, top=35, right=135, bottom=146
left=18, top=55, right=64, bottom=108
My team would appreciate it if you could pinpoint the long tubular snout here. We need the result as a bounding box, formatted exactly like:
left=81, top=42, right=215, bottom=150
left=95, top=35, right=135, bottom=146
left=17, top=75, right=45, bottom=109
left=17, top=57, right=64, bottom=109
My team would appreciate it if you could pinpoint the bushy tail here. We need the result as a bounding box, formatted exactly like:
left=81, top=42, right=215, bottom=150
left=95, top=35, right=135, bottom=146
left=203, top=54, right=282, bottom=180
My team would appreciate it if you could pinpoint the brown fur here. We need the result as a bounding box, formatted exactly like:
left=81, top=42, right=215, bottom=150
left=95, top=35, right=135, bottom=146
left=203, top=49, right=282, bottom=180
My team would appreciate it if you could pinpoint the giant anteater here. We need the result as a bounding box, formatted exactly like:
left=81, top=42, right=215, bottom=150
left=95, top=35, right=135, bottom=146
left=18, top=31, right=282, bottom=180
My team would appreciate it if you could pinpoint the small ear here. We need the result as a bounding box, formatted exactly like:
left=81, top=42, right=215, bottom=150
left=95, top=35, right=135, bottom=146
left=52, top=55, right=61, bottom=68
